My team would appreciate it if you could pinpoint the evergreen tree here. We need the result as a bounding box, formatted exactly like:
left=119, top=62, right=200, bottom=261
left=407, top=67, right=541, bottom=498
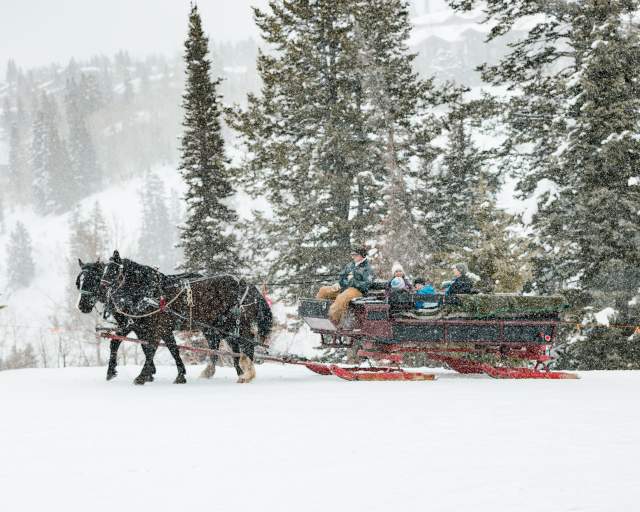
left=466, top=178, right=529, bottom=293
left=353, top=0, right=450, bottom=269
left=79, top=73, right=104, bottom=114
left=168, top=188, right=184, bottom=271
left=65, top=204, right=110, bottom=365
left=122, top=71, right=134, bottom=106
left=1, top=97, right=12, bottom=134
left=451, top=0, right=640, bottom=367
left=85, top=202, right=110, bottom=260
left=232, top=0, right=447, bottom=281
left=31, top=93, right=74, bottom=214
left=8, top=120, right=31, bottom=204
left=554, top=3, right=640, bottom=368
left=423, top=110, right=527, bottom=290
left=68, top=203, right=109, bottom=262
left=65, top=77, right=101, bottom=198
left=138, top=172, right=174, bottom=271
left=177, top=4, right=238, bottom=273
left=560, top=3, right=640, bottom=291
left=231, top=1, right=376, bottom=280
left=0, top=193, right=4, bottom=234
left=5, top=221, right=36, bottom=290
left=449, top=0, right=579, bottom=290
left=3, top=343, right=38, bottom=369
left=5, top=59, right=19, bottom=84
left=426, top=113, right=486, bottom=254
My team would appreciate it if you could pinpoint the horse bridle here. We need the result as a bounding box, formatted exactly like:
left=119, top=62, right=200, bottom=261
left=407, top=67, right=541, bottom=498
left=100, top=261, right=124, bottom=290
left=77, top=273, right=96, bottom=299
left=77, top=267, right=110, bottom=319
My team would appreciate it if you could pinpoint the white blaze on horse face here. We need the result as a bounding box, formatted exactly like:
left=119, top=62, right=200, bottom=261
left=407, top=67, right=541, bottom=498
left=76, top=274, right=85, bottom=311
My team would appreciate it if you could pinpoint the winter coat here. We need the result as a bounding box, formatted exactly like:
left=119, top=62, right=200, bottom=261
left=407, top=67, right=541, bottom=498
left=446, top=275, right=474, bottom=295
left=385, top=276, right=412, bottom=297
left=415, top=284, right=436, bottom=309
left=393, top=276, right=412, bottom=289
left=339, top=258, right=374, bottom=294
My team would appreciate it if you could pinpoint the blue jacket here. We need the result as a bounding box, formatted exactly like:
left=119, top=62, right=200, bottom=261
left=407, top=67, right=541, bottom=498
left=415, top=284, right=436, bottom=309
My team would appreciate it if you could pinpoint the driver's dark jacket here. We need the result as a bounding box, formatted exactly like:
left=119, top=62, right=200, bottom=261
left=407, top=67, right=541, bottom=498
left=338, top=258, right=374, bottom=294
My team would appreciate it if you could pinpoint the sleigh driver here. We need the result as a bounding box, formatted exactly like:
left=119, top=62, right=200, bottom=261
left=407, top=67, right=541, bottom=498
left=316, top=246, right=374, bottom=325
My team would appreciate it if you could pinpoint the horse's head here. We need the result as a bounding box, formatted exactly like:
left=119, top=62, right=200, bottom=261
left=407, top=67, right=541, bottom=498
left=100, top=250, right=123, bottom=294
left=76, top=259, right=106, bottom=313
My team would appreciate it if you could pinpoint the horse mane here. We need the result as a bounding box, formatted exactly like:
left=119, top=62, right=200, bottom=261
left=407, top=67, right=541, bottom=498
left=114, top=259, right=162, bottom=299
left=122, top=258, right=162, bottom=280
left=77, top=261, right=105, bottom=287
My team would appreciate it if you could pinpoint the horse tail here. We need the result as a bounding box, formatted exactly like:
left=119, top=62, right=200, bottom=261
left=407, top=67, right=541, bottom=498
left=254, top=286, right=273, bottom=340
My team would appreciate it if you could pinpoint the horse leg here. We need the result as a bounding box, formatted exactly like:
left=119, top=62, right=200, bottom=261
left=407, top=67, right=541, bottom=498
left=164, top=332, right=187, bottom=384
left=106, top=340, right=121, bottom=380
left=139, top=339, right=157, bottom=375
left=200, top=331, right=220, bottom=379
left=141, top=342, right=158, bottom=377
left=134, top=330, right=157, bottom=385
left=233, top=334, right=256, bottom=384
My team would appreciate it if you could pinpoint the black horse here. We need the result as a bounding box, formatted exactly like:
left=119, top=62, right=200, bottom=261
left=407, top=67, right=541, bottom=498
left=76, top=259, right=188, bottom=384
left=100, top=250, right=273, bottom=384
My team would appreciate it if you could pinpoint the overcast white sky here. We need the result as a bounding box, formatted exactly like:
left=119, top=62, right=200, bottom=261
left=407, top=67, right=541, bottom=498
left=0, top=0, right=270, bottom=68
left=0, top=0, right=452, bottom=70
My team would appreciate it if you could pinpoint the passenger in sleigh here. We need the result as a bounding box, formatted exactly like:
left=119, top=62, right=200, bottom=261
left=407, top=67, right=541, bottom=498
left=443, top=262, right=476, bottom=305
left=385, top=262, right=416, bottom=311
left=446, top=263, right=474, bottom=295
left=414, top=277, right=438, bottom=309
left=315, top=246, right=374, bottom=324
left=385, top=262, right=412, bottom=296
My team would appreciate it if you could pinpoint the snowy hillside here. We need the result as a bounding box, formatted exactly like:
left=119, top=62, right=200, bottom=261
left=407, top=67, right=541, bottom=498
left=0, top=161, right=319, bottom=364
left=2, top=364, right=639, bottom=512
left=0, top=166, right=184, bottom=324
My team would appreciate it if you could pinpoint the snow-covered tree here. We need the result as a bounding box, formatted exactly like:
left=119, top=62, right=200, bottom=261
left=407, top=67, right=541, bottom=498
left=177, top=4, right=238, bottom=273
left=0, top=194, right=5, bottom=234
left=1, top=97, right=12, bottom=134
left=426, top=114, right=487, bottom=254
left=451, top=0, right=640, bottom=367
left=422, top=110, right=526, bottom=290
left=65, top=203, right=110, bottom=366
left=5, top=59, right=19, bottom=84
left=5, top=221, right=36, bottom=290
left=353, top=0, right=450, bottom=269
left=8, top=122, right=30, bottom=204
left=137, top=172, right=174, bottom=271
left=31, top=93, right=74, bottom=214
left=65, top=77, right=101, bottom=198
left=68, top=202, right=109, bottom=263
left=2, top=343, right=38, bottom=370
left=232, top=0, right=449, bottom=280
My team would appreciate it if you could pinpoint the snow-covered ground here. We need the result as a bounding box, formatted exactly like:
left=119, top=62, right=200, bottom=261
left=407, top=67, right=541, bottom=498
left=1, top=364, right=638, bottom=512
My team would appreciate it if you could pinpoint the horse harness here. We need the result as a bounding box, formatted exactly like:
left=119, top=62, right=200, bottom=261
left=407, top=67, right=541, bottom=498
left=104, top=265, right=256, bottom=339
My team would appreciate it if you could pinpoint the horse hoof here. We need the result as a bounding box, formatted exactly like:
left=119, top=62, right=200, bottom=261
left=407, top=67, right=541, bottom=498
left=106, top=371, right=117, bottom=381
left=237, top=377, right=249, bottom=383
left=174, top=374, right=187, bottom=384
left=134, top=376, right=146, bottom=385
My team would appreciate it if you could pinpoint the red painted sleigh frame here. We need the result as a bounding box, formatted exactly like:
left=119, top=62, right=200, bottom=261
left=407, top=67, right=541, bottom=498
left=298, top=298, right=578, bottom=381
